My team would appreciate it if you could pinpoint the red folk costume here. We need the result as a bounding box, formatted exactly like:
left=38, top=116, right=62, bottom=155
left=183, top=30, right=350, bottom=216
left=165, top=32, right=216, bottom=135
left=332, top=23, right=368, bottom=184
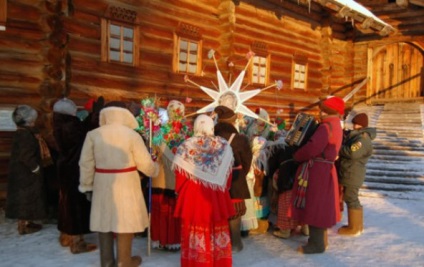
left=173, top=114, right=235, bottom=267
left=151, top=100, right=192, bottom=251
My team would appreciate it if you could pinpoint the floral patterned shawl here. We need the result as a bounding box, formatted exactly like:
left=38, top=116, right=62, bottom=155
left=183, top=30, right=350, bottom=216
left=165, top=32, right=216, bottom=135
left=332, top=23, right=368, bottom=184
left=172, top=135, right=233, bottom=191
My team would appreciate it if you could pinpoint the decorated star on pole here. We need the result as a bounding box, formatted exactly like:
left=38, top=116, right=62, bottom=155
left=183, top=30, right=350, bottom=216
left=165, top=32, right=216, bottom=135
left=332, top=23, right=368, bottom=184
left=184, top=49, right=283, bottom=120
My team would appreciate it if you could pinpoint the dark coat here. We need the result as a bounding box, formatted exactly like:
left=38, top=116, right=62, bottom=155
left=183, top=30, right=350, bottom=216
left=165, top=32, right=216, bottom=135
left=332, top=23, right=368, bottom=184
left=338, top=127, right=376, bottom=188
left=290, top=116, right=343, bottom=228
left=6, top=127, right=46, bottom=220
left=214, top=122, right=252, bottom=199
left=53, top=113, right=91, bottom=235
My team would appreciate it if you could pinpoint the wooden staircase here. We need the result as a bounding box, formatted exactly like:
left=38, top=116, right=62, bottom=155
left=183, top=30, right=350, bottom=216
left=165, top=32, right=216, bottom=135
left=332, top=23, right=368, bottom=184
left=348, top=103, right=424, bottom=200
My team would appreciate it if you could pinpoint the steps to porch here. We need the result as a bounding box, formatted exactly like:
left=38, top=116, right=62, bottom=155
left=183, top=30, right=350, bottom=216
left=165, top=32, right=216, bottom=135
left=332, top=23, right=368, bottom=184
left=348, top=103, right=424, bottom=200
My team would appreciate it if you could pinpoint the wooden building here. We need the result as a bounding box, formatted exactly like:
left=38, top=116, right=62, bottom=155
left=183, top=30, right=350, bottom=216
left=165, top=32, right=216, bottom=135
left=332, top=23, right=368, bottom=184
left=0, top=0, right=423, bottom=203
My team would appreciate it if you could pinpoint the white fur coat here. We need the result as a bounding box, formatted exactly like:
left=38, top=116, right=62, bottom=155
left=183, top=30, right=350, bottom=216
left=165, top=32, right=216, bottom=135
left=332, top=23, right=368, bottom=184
left=79, top=107, right=159, bottom=233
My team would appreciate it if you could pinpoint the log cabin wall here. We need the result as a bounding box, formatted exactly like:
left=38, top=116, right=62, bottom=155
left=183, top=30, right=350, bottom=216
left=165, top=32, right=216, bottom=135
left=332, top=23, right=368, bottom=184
left=0, top=0, right=67, bottom=203
left=0, top=0, right=384, bottom=205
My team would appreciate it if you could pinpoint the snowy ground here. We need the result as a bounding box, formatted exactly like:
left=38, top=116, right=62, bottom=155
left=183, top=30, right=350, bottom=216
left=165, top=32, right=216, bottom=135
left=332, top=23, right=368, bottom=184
left=1, top=192, right=424, bottom=267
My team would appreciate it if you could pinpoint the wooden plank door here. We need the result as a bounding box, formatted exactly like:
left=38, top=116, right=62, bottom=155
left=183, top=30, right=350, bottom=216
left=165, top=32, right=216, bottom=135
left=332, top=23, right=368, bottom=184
left=368, top=42, right=424, bottom=103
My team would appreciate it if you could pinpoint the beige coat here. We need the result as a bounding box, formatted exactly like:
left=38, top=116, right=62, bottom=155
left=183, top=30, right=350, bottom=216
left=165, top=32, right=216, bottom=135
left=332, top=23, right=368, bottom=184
left=79, top=107, right=159, bottom=233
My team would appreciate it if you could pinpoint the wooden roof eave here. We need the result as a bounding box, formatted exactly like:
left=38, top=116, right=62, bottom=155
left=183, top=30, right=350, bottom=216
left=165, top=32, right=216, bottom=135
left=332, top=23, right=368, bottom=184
left=314, top=0, right=395, bottom=36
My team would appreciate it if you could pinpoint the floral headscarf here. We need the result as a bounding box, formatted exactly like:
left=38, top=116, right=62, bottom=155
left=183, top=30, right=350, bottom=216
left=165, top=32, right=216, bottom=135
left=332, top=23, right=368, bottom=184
left=172, top=115, right=233, bottom=190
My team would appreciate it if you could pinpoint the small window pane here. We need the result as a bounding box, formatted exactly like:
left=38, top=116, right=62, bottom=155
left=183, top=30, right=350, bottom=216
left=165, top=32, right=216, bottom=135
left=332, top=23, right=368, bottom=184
left=180, top=40, right=188, bottom=50
left=123, top=27, right=133, bottom=38
left=189, top=42, right=197, bottom=51
left=188, top=64, right=197, bottom=73
left=179, top=62, right=187, bottom=71
left=179, top=51, right=187, bottom=61
left=123, top=53, right=133, bottom=63
left=110, top=38, right=120, bottom=49
left=123, top=40, right=133, bottom=52
left=110, top=24, right=120, bottom=35
left=110, top=51, right=120, bottom=61
left=189, top=53, right=197, bottom=63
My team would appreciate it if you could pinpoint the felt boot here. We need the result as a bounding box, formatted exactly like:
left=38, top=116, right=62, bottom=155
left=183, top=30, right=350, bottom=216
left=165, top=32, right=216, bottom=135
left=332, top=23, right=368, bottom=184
left=70, top=235, right=97, bottom=254
left=229, top=217, right=243, bottom=252
left=249, top=219, right=269, bottom=235
left=117, top=233, right=142, bottom=267
left=301, top=224, right=309, bottom=236
left=338, top=208, right=363, bottom=236
left=17, top=220, right=42, bottom=235
left=273, top=229, right=291, bottom=239
left=298, top=226, right=326, bottom=254
left=59, top=232, right=72, bottom=247
left=99, top=232, right=115, bottom=267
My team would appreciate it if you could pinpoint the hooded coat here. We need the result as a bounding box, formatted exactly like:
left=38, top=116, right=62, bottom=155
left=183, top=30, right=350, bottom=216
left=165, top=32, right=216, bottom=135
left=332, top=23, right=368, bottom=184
left=79, top=107, right=159, bottom=233
left=290, top=116, right=342, bottom=228
left=214, top=122, right=252, bottom=199
left=338, top=127, right=377, bottom=188
left=6, top=126, right=46, bottom=220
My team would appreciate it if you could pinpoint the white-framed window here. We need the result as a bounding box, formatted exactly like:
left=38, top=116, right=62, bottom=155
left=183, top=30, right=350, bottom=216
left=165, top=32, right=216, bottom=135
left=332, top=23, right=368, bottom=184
left=249, top=41, right=270, bottom=85
left=293, top=63, right=307, bottom=89
left=251, top=55, right=269, bottom=85
left=173, top=23, right=202, bottom=75
left=101, top=6, right=139, bottom=66
left=292, top=53, right=308, bottom=90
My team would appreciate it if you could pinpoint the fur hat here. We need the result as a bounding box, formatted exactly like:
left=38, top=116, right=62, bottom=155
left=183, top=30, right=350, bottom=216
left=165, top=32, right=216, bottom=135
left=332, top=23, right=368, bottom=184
left=320, top=96, right=345, bottom=116
left=53, top=98, right=77, bottom=116
left=214, top=105, right=237, bottom=123
left=12, top=105, right=38, bottom=126
left=352, top=113, right=368, bottom=128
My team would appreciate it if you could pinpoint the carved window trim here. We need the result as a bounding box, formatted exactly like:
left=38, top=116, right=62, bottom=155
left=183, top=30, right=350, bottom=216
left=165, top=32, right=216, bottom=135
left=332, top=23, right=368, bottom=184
left=292, top=53, right=308, bottom=90
left=173, top=23, right=203, bottom=75
left=0, top=0, right=7, bottom=31
left=101, top=6, right=140, bottom=66
left=249, top=41, right=270, bottom=85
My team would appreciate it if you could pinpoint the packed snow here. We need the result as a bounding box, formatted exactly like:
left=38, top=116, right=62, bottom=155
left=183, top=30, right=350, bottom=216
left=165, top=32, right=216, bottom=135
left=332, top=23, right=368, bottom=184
left=1, top=190, right=424, bottom=267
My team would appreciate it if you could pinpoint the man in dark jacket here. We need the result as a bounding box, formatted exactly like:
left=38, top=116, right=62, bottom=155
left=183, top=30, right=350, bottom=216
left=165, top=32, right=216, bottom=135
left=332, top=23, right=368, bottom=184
left=214, top=105, right=252, bottom=252
left=338, top=113, right=376, bottom=236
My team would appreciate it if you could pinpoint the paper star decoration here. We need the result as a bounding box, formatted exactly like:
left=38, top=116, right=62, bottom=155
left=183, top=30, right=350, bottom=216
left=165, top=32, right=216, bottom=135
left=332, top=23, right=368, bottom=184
left=185, top=50, right=283, bottom=119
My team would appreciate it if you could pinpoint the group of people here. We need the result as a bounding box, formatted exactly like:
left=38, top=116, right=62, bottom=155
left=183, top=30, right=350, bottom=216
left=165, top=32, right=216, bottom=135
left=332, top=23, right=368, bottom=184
left=5, top=94, right=376, bottom=266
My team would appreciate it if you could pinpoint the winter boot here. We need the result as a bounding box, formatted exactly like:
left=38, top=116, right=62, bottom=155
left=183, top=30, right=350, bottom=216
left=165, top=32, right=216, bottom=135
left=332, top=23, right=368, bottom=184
left=249, top=219, right=269, bottom=235
left=338, top=208, right=363, bottom=236
left=301, top=224, right=309, bottom=236
left=70, top=235, right=97, bottom=254
left=117, top=233, right=142, bottom=267
left=229, top=217, right=243, bottom=252
left=17, top=220, right=42, bottom=235
left=99, top=232, right=115, bottom=267
left=59, top=232, right=72, bottom=247
left=273, top=229, right=291, bottom=239
left=298, top=226, right=326, bottom=254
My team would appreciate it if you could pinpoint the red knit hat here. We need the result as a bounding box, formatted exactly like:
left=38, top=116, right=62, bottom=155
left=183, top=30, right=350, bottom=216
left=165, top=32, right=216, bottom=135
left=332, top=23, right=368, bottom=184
left=352, top=113, right=368, bottom=128
left=320, top=96, right=345, bottom=116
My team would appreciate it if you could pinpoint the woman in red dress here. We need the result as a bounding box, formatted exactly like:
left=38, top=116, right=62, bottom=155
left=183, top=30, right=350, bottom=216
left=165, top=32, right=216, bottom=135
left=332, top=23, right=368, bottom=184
left=173, top=114, right=235, bottom=267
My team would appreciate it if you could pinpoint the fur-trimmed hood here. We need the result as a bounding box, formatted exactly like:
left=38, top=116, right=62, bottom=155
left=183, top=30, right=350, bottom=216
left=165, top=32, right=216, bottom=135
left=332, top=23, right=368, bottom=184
left=99, top=106, right=138, bottom=129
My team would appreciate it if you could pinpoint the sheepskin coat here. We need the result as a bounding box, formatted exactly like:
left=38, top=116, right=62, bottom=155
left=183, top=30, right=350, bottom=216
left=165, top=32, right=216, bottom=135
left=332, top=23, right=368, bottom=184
left=79, top=107, right=159, bottom=233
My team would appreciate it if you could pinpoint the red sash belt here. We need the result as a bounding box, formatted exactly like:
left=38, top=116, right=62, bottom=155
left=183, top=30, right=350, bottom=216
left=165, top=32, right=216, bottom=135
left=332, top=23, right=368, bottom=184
left=95, top=166, right=137, bottom=173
